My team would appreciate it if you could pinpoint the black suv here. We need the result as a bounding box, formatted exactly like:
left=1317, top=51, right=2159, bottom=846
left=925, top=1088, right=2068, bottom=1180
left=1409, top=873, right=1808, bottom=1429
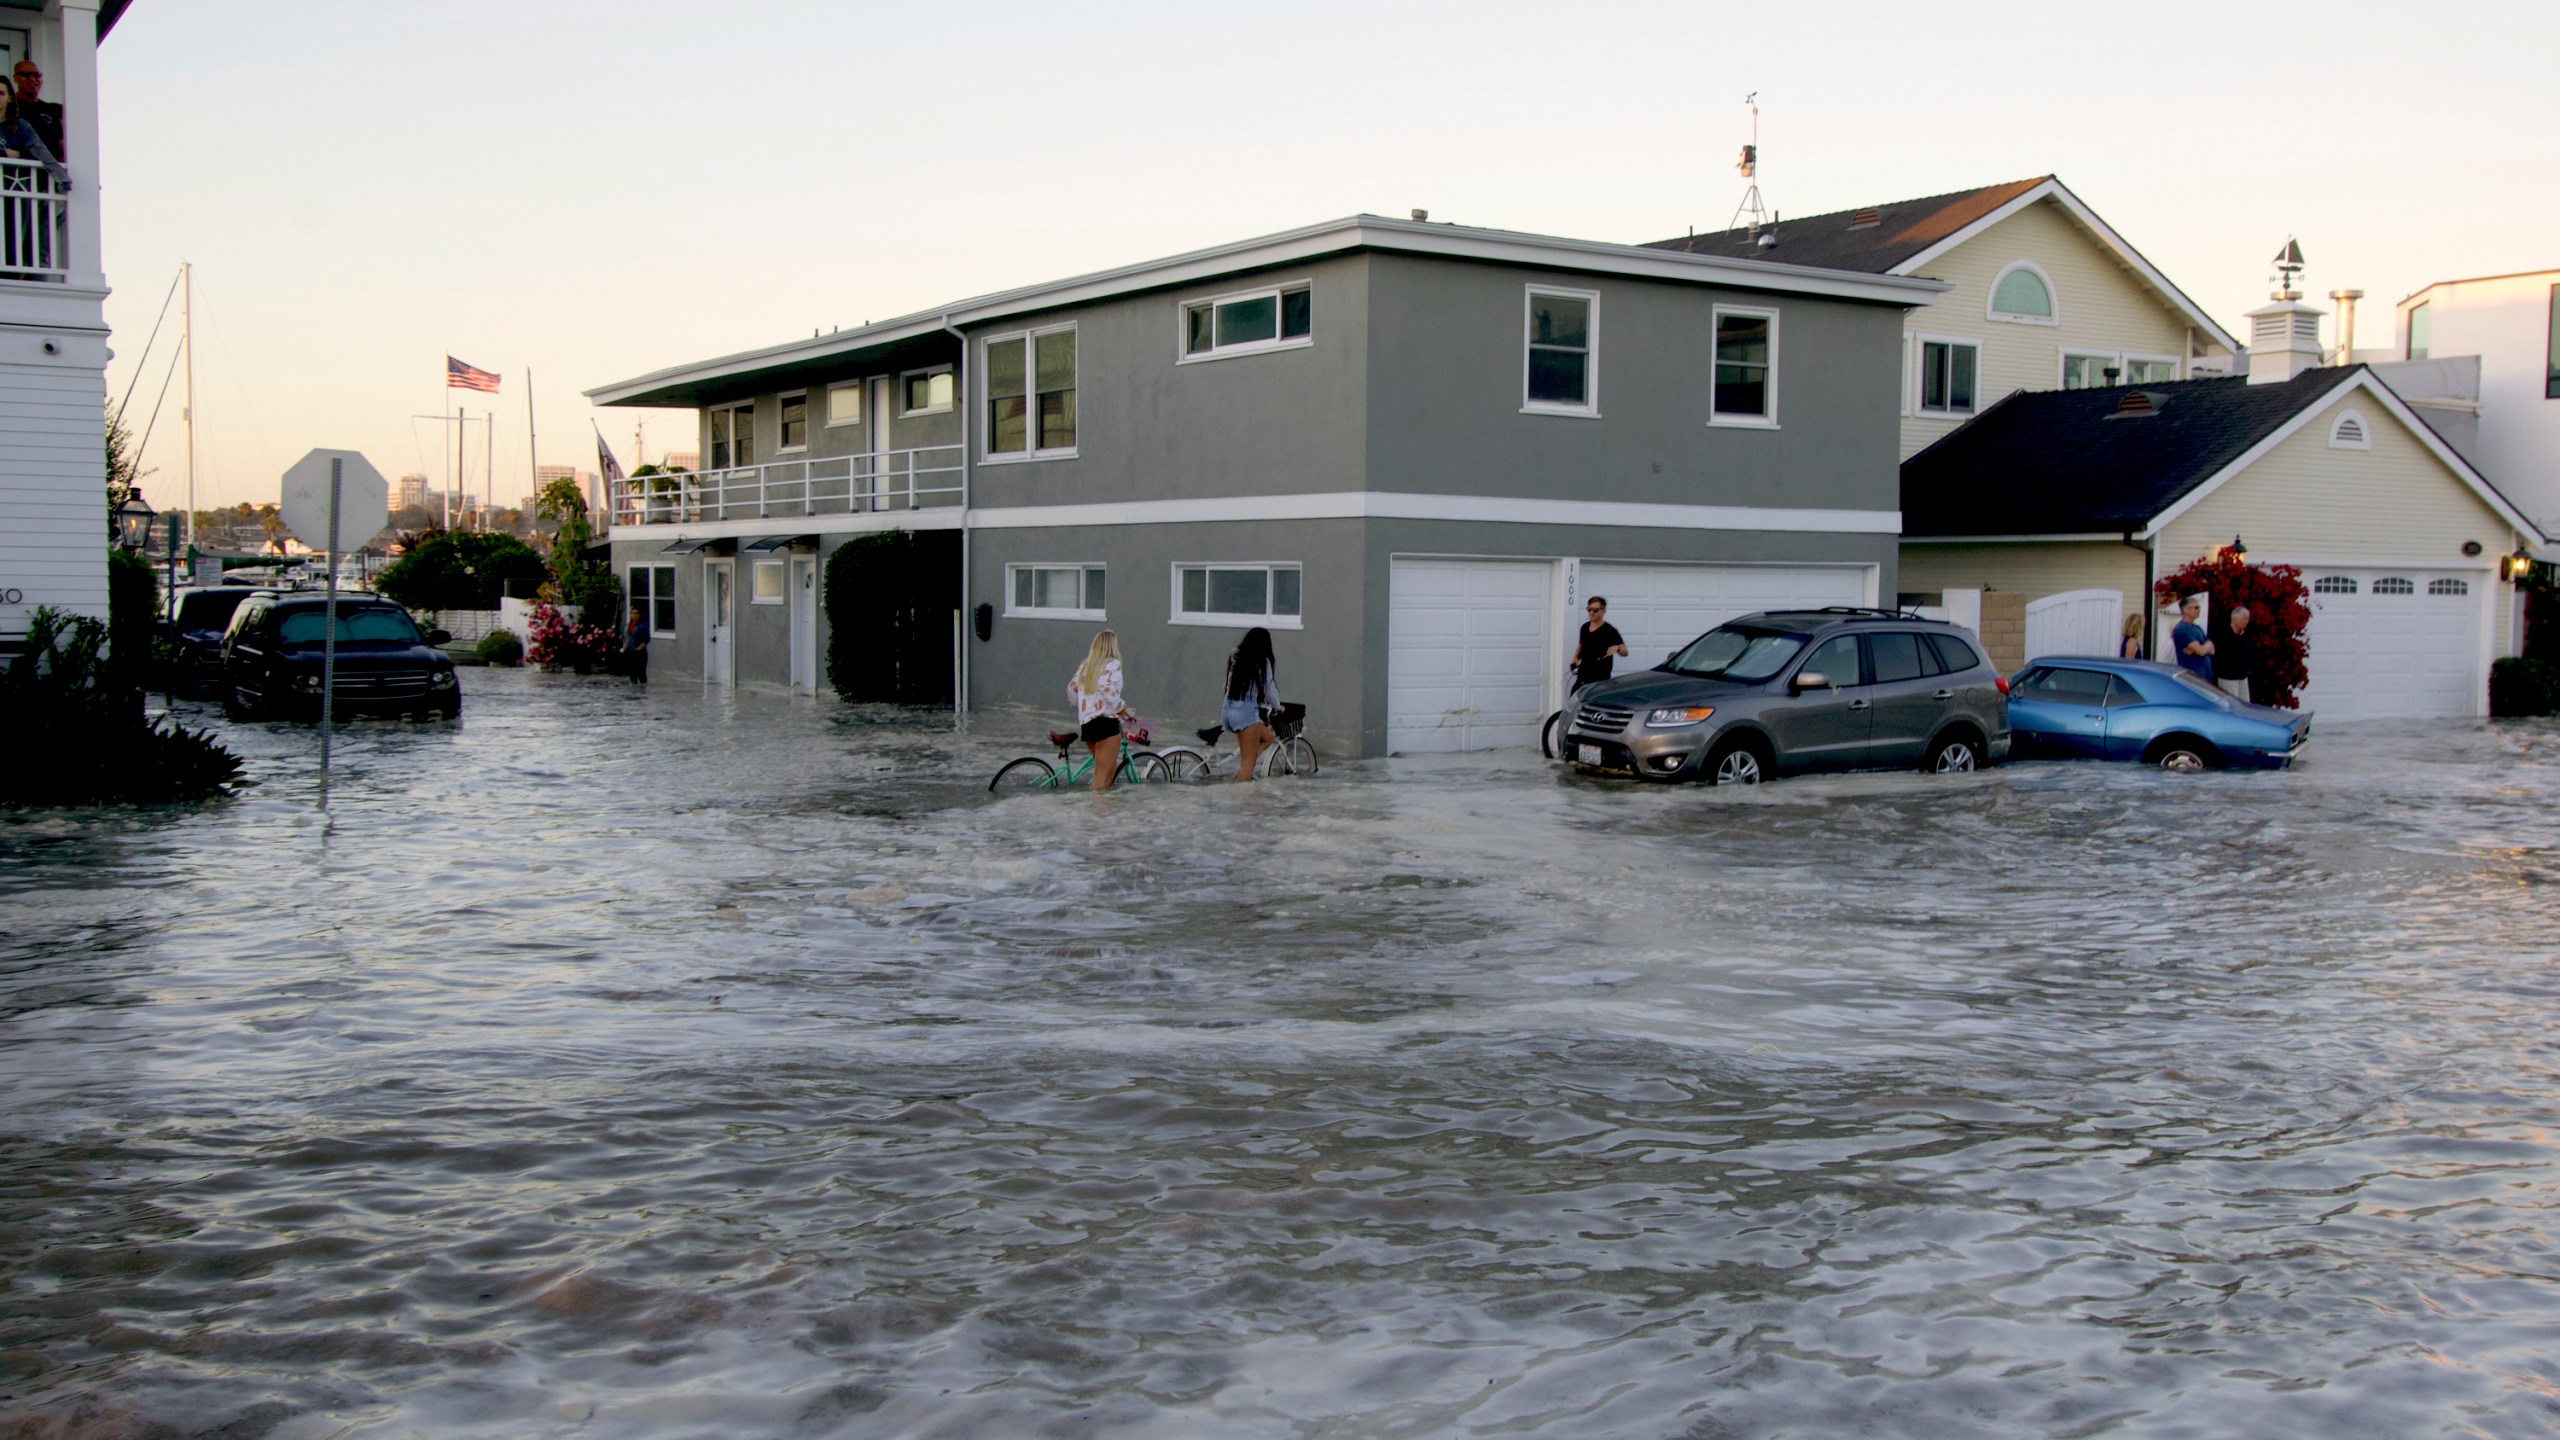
left=1562, top=609, right=2009, bottom=783
left=221, top=594, right=460, bottom=720
left=163, top=586, right=263, bottom=697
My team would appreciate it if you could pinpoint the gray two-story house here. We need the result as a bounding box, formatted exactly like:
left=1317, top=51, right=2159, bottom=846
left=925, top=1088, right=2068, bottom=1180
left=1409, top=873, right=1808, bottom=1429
left=587, top=215, right=1943, bottom=757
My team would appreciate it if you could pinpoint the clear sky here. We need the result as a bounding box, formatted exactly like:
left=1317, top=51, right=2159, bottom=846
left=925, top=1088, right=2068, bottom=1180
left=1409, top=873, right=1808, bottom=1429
left=93, top=0, right=2560, bottom=514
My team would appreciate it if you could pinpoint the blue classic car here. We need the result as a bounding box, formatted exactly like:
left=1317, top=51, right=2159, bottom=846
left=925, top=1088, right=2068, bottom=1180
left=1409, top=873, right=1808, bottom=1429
left=2007, top=657, right=2310, bottom=771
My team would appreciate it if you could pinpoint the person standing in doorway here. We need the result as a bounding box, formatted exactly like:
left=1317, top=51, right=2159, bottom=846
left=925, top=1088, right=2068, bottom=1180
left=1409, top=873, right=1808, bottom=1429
left=1070, top=629, right=1129, bottom=790
left=2120, top=612, right=2146, bottom=660
left=1570, top=596, right=1629, bottom=693
left=2171, top=597, right=2215, bottom=681
left=2213, top=605, right=2254, bottom=702
left=1220, top=626, right=1280, bottom=783
left=621, top=604, right=650, bottom=684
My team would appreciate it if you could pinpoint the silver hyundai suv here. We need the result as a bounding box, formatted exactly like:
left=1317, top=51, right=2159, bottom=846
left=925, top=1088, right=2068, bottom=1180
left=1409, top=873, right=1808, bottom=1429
left=1561, top=609, right=2010, bottom=784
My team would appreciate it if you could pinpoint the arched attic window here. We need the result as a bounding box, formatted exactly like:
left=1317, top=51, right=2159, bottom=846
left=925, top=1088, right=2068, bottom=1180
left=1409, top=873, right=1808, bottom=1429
left=1987, top=261, right=2057, bottom=324
left=2329, top=409, right=2371, bottom=450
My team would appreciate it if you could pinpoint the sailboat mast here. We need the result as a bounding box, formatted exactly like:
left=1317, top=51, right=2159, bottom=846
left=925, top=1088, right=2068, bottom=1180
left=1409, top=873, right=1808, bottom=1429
left=182, top=261, right=195, bottom=557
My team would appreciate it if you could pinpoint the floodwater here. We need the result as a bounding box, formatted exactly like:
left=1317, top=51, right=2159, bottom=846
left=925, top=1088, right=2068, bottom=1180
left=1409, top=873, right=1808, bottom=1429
left=4, top=671, right=2558, bottom=1439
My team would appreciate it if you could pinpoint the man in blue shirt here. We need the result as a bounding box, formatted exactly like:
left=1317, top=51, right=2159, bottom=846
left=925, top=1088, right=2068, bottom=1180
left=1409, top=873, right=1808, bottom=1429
left=2170, top=597, right=2215, bottom=681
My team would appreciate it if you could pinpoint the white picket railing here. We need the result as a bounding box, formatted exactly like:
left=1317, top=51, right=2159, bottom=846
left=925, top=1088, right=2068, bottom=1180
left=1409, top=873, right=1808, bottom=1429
left=0, top=159, right=68, bottom=280
left=608, top=444, right=964, bottom=528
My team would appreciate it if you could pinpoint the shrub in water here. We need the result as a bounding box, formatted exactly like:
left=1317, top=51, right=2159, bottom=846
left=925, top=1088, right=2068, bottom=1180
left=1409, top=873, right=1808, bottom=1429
left=477, top=628, right=525, bottom=667
left=2490, top=657, right=2559, bottom=718
left=524, top=603, right=617, bottom=674
left=1, top=607, right=244, bottom=806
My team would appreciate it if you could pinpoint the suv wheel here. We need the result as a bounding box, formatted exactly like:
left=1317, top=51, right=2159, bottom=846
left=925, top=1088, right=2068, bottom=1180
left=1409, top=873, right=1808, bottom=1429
left=1925, top=732, right=1984, bottom=773
left=1704, top=737, right=1767, bottom=786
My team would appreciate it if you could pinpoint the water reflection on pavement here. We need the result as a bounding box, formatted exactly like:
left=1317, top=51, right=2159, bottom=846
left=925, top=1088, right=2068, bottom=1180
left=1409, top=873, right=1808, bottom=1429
left=4, top=669, right=2558, bottom=1438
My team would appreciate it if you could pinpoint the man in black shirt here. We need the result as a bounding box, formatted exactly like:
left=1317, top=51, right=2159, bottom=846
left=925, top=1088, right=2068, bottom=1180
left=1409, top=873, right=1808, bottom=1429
left=2212, top=604, right=2253, bottom=702
left=1570, top=596, right=1628, bottom=692
left=11, top=60, right=63, bottom=165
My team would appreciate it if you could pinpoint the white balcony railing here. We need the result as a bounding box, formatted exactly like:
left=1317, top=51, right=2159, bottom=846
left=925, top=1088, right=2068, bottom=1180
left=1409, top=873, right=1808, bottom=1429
left=0, top=160, right=68, bottom=280
left=609, top=444, right=963, bottom=528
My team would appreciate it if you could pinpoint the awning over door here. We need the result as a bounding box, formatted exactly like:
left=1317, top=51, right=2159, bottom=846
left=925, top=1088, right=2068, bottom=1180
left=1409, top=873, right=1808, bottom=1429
left=742, top=534, right=819, bottom=553
left=658, top=537, right=734, bottom=556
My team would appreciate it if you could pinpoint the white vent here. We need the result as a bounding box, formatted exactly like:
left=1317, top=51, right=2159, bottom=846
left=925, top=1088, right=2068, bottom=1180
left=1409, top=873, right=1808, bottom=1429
left=2329, top=410, right=2370, bottom=450
left=2292, top=313, right=2321, bottom=344
left=2252, top=315, right=2289, bottom=347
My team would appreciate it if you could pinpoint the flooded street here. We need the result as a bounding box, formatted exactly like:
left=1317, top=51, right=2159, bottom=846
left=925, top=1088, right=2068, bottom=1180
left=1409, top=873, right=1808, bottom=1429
left=5, top=669, right=2558, bottom=1438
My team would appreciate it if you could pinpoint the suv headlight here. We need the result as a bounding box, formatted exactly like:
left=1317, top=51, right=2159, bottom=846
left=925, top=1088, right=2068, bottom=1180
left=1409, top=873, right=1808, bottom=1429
left=1644, top=705, right=1715, bottom=728
left=297, top=672, right=325, bottom=692
left=430, top=670, right=456, bottom=689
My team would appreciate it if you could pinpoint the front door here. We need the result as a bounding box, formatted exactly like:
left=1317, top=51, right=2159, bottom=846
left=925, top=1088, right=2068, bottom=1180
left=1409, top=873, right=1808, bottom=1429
left=866, top=377, right=894, bottom=510
left=789, top=556, right=818, bottom=693
left=703, top=560, right=734, bottom=686
left=1764, top=633, right=1873, bottom=772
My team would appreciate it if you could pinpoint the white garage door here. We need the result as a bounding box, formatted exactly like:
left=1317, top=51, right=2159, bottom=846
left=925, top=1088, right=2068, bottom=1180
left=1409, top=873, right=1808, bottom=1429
left=2296, top=568, right=2485, bottom=721
left=1389, top=559, right=1554, bottom=753
left=1581, top=561, right=1870, bottom=672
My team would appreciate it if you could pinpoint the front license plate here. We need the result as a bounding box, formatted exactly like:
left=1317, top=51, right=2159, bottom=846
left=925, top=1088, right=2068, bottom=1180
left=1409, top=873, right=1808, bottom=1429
left=1578, top=744, right=1603, bottom=765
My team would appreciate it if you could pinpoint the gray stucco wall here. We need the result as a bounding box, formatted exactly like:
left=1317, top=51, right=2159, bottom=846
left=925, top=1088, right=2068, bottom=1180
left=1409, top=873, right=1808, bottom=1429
left=1362, top=253, right=1907, bottom=511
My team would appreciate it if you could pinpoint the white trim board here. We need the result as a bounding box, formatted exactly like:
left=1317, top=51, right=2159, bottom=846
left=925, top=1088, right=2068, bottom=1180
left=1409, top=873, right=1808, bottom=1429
left=966, top=492, right=1902, bottom=534
left=588, top=215, right=1950, bottom=406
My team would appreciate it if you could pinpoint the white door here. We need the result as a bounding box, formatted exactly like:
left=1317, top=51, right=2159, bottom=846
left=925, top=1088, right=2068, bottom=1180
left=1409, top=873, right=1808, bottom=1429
left=1388, top=558, right=1554, bottom=753
left=703, top=560, right=735, bottom=687
left=1580, top=562, right=1871, bottom=673
left=866, top=377, right=894, bottom=509
left=2296, top=569, right=2486, bottom=720
left=2024, top=588, right=2126, bottom=662
left=790, top=556, right=818, bottom=693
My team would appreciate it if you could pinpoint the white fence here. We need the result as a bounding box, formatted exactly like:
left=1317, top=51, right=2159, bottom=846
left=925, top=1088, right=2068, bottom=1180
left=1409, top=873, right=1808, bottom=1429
left=2024, top=589, right=2126, bottom=661
left=609, top=445, right=964, bottom=528
left=0, top=159, right=68, bottom=279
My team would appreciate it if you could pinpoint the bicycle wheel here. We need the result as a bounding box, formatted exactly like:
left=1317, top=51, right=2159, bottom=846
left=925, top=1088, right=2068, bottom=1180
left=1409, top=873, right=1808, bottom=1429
left=1123, top=751, right=1172, bottom=784
left=1277, top=736, right=1317, bottom=776
left=1159, top=747, right=1214, bottom=783
left=988, top=756, right=1057, bottom=793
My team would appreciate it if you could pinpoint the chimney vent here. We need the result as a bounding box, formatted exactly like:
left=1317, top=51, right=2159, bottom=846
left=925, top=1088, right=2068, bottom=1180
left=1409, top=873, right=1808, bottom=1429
left=1847, top=208, right=1881, bottom=230
left=2107, top=390, right=2164, bottom=418
left=1410, top=208, right=1429, bottom=222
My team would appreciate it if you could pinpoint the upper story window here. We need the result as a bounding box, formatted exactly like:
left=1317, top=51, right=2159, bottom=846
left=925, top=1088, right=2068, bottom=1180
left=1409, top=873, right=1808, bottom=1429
left=1183, top=282, right=1311, bottom=360
left=1710, top=306, right=1777, bottom=425
left=1988, top=262, right=2057, bottom=324
left=709, top=402, right=754, bottom=469
left=777, top=393, right=808, bottom=451
left=2123, top=357, right=2178, bottom=384
left=1523, top=287, right=1598, bottom=415
left=826, top=380, right=863, bottom=427
left=2406, top=301, right=2431, bottom=360
left=902, top=367, right=954, bottom=416
left=2061, top=353, right=2116, bottom=389
left=985, top=326, right=1077, bottom=459
left=1916, top=337, right=1979, bottom=417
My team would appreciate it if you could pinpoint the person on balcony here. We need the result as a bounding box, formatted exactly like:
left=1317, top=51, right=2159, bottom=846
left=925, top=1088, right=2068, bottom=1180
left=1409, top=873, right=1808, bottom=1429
left=0, top=85, right=69, bottom=189
left=9, top=61, right=62, bottom=165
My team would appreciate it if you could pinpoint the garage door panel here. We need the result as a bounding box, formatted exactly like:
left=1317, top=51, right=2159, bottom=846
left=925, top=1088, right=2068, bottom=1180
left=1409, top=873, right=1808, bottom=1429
left=2296, top=569, right=2482, bottom=721
left=1389, top=559, right=1555, bottom=753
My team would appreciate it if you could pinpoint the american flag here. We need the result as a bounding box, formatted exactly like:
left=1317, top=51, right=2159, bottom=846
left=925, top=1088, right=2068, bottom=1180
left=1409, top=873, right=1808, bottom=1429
left=595, top=429, right=625, bottom=490
left=446, top=356, right=501, bottom=394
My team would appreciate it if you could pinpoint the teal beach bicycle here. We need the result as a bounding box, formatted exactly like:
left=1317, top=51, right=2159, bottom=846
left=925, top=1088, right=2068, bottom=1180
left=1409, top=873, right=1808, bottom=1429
left=988, top=726, right=1172, bottom=792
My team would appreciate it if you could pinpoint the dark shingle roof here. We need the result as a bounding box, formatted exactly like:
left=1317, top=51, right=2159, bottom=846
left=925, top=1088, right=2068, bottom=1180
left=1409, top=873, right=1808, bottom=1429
left=1900, top=368, right=2363, bottom=537
left=1640, top=177, right=2051, bottom=273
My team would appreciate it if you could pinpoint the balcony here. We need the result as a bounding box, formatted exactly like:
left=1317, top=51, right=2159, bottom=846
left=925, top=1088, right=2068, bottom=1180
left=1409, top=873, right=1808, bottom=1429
left=609, top=444, right=963, bottom=528
left=0, top=160, right=69, bottom=281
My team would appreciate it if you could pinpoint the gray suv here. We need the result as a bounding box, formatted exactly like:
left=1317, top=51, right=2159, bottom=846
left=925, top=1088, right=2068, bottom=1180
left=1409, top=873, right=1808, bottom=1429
left=1561, top=609, right=2010, bottom=784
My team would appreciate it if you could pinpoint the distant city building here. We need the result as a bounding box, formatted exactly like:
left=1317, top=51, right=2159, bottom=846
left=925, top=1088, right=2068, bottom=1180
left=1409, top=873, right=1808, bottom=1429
left=665, top=450, right=698, bottom=472
left=396, top=473, right=430, bottom=510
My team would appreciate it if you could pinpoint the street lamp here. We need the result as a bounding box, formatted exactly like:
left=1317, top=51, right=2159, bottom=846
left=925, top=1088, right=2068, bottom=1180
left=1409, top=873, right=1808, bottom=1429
left=115, top=491, right=157, bottom=551
left=2508, top=548, right=2539, bottom=584
left=2228, top=535, right=2249, bottom=559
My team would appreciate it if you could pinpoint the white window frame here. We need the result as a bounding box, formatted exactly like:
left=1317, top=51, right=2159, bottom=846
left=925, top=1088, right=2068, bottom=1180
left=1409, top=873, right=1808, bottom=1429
left=825, top=379, right=864, bottom=428
left=750, top=558, right=787, bottom=605
left=1004, top=562, right=1108, bottom=621
left=775, top=390, right=809, bottom=453
left=2122, top=353, right=2182, bottom=385
left=2059, top=349, right=2121, bottom=390
left=1178, top=279, right=1313, bottom=364
left=2328, top=408, right=2373, bottom=451
left=1170, top=562, right=1305, bottom=629
left=900, top=365, right=955, bottom=417
left=980, top=324, right=1079, bottom=464
left=1708, top=303, right=1780, bottom=428
left=1521, top=285, right=1601, bottom=418
left=629, top=563, right=679, bottom=636
left=709, top=401, right=755, bottom=469
left=1986, top=259, right=2061, bottom=326
left=1913, top=334, right=1984, bottom=417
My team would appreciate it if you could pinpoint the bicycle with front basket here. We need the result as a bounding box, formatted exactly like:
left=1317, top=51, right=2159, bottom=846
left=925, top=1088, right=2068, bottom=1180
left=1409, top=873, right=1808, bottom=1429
left=1155, top=703, right=1318, bottom=782
left=988, top=724, right=1172, bottom=792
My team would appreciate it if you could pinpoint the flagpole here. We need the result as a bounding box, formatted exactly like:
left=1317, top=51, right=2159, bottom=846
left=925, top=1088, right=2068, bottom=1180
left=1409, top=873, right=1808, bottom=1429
left=484, top=410, right=494, bottom=532
left=526, top=364, right=539, bottom=526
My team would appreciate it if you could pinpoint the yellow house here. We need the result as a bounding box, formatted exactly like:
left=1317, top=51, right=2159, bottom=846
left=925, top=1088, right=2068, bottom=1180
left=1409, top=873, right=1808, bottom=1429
left=1899, top=363, right=2546, bottom=721
left=1647, top=176, right=2241, bottom=460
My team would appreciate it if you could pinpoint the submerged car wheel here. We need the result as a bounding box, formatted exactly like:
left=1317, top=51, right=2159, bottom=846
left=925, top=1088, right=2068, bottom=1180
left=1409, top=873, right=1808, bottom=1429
left=1925, top=733, right=1984, bottom=773
left=1705, top=737, right=1767, bottom=786
left=2147, top=736, right=2219, bottom=772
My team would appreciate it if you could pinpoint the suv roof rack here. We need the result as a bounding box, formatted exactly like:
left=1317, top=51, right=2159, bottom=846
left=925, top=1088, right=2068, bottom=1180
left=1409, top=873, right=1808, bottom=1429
left=1762, top=606, right=1927, bottom=621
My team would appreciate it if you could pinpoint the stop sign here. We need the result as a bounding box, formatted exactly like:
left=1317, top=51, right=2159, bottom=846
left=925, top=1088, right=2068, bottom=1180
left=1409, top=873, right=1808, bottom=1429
left=280, top=449, right=391, bottom=553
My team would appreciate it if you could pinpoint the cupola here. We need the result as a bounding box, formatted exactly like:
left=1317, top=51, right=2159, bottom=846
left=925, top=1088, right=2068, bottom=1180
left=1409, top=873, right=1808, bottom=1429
left=2244, top=237, right=2326, bottom=385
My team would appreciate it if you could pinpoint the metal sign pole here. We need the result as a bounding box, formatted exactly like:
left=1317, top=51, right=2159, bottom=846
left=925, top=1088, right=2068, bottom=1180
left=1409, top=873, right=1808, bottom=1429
left=320, top=457, right=342, bottom=779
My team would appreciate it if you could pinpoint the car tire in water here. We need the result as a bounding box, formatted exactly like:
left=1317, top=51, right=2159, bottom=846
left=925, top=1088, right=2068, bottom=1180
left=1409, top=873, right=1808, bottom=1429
left=223, top=684, right=257, bottom=722
left=1704, top=736, right=1767, bottom=786
left=2147, top=737, right=2219, bottom=773
left=1925, top=732, right=1984, bottom=774
left=1540, top=710, right=1564, bottom=760
left=989, top=757, right=1057, bottom=793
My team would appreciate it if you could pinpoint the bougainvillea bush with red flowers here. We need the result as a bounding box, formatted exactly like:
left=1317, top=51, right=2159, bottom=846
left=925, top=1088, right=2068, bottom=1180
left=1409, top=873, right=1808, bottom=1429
left=524, top=602, right=618, bottom=675
left=2154, top=555, right=2313, bottom=708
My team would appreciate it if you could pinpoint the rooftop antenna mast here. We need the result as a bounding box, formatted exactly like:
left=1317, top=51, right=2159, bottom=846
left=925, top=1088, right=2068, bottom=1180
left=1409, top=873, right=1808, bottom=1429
left=1727, top=93, right=1776, bottom=246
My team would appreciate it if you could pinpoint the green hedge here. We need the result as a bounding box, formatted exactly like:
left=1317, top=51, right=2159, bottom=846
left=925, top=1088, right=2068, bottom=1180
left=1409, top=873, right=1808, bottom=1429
left=2490, top=657, right=2560, bottom=718
left=2, top=607, right=243, bottom=806
left=823, top=530, right=959, bottom=704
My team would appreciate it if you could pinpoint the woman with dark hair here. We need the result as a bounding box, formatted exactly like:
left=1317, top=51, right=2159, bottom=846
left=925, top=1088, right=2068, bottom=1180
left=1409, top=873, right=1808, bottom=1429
left=1221, top=627, right=1279, bottom=783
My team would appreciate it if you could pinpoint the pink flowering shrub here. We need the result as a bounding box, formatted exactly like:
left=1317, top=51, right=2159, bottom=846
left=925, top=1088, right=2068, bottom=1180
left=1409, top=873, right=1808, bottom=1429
left=525, top=602, right=618, bottom=674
